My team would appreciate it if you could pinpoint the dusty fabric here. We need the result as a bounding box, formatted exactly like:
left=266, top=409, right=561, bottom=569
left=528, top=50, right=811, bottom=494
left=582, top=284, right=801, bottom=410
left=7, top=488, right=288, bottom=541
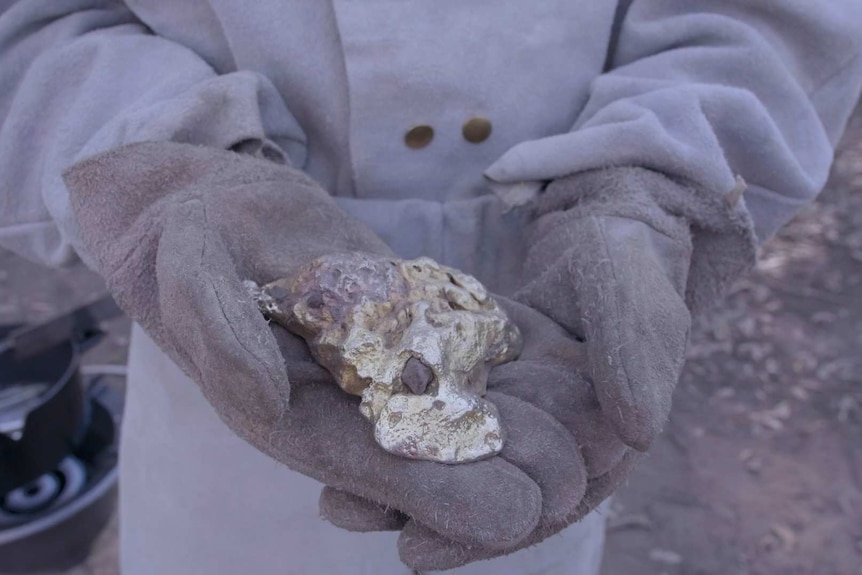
left=63, top=141, right=590, bottom=557
left=2, top=1, right=861, bottom=266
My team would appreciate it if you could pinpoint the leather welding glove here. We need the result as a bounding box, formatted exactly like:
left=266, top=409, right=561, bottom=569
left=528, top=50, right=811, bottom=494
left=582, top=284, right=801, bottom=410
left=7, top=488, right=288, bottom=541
left=62, top=141, right=589, bottom=554
left=319, top=166, right=756, bottom=571
left=515, top=167, right=756, bottom=451
left=320, top=298, right=641, bottom=571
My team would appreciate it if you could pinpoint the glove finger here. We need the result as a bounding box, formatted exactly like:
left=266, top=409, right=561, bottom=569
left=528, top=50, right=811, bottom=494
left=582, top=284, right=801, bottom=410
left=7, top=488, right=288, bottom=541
left=318, top=391, right=588, bottom=537
left=399, top=517, right=554, bottom=572
left=319, top=487, right=407, bottom=532
left=269, top=330, right=543, bottom=550
left=399, top=449, right=642, bottom=571
left=397, top=392, right=587, bottom=570
left=485, top=391, right=587, bottom=525
left=399, top=521, right=480, bottom=572
left=398, top=509, right=569, bottom=571
left=579, top=219, right=690, bottom=451
left=315, top=390, right=585, bottom=542
left=157, top=200, right=290, bottom=426
left=489, top=361, right=627, bottom=479
left=490, top=298, right=626, bottom=477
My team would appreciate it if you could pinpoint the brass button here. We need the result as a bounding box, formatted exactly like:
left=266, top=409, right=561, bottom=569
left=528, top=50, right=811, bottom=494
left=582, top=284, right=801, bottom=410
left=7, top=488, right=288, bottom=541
left=404, top=125, right=434, bottom=149
left=462, top=117, right=492, bottom=143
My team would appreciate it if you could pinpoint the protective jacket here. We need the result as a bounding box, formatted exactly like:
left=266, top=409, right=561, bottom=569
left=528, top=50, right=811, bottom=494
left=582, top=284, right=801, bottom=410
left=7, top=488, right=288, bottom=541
left=1, top=2, right=860, bottom=573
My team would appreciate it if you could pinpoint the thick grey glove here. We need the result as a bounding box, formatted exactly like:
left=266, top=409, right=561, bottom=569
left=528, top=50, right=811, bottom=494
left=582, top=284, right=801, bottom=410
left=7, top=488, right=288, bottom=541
left=517, top=167, right=756, bottom=450
left=321, top=167, right=756, bottom=570
left=62, top=141, right=588, bottom=554
left=321, top=298, right=641, bottom=570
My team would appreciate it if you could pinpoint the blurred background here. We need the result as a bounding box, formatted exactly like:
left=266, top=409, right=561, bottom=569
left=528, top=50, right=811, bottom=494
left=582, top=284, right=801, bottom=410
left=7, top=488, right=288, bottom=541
left=1, top=102, right=860, bottom=575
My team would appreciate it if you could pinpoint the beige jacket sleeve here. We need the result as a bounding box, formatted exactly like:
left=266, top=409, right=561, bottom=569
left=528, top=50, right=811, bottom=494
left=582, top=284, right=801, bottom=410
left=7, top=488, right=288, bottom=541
left=485, top=0, right=862, bottom=242
left=0, top=1, right=305, bottom=266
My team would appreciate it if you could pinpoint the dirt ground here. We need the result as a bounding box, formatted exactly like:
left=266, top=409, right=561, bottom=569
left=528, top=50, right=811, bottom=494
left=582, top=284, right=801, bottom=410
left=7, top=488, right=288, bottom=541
left=1, top=105, right=861, bottom=574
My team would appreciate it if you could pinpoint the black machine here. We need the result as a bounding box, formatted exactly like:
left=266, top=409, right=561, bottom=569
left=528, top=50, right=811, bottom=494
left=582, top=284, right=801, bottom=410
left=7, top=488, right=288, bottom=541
left=0, top=296, right=124, bottom=573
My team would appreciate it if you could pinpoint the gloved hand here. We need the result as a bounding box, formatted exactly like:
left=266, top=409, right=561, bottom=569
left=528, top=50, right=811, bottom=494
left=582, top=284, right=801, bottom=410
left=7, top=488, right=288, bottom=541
left=515, top=167, right=756, bottom=450
left=62, top=141, right=589, bottom=555
left=319, top=167, right=756, bottom=570
left=320, top=298, right=642, bottom=570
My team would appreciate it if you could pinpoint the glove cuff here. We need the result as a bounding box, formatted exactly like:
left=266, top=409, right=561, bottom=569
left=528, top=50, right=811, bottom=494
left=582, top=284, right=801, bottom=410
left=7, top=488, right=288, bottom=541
left=64, top=142, right=392, bottom=279
left=532, top=167, right=757, bottom=315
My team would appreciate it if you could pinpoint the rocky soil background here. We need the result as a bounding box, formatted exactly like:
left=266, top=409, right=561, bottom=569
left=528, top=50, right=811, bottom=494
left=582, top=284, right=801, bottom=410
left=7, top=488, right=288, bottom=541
left=1, top=104, right=860, bottom=574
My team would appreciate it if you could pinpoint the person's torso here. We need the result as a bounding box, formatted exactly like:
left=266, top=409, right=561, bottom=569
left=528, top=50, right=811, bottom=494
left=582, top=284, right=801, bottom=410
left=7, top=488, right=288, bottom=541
left=125, top=0, right=617, bottom=201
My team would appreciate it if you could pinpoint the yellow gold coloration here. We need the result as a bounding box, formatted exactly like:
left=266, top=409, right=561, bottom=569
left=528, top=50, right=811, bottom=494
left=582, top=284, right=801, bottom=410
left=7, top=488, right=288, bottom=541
left=253, top=254, right=522, bottom=464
